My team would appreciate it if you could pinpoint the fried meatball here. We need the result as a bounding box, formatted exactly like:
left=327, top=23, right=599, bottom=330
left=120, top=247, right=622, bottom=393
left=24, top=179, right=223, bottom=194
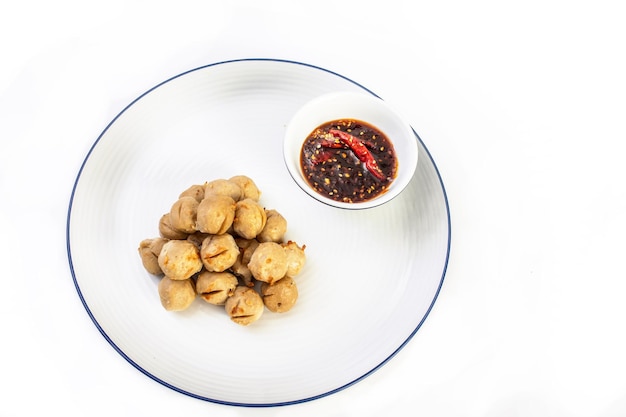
left=195, top=271, right=238, bottom=305
left=231, top=238, right=260, bottom=287
left=169, top=196, right=199, bottom=234
left=196, top=194, right=236, bottom=235
left=200, top=233, right=239, bottom=272
left=179, top=183, right=205, bottom=202
left=204, top=178, right=242, bottom=201
left=229, top=175, right=261, bottom=201
left=225, top=286, right=264, bottom=326
left=233, top=198, right=267, bottom=239
left=138, top=237, right=168, bottom=275
left=257, top=209, right=287, bottom=243
left=158, top=276, right=196, bottom=311
left=159, top=213, right=189, bottom=240
left=247, top=241, right=288, bottom=284
left=158, top=240, right=203, bottom=280
left=261, top=276, right=298, bottom=313
left=282, top=240, right=306, bottom=277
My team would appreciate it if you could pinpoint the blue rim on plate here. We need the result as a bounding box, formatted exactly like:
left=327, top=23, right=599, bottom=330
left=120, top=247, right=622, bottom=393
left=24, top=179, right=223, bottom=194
left=66, top=58, right=451, bottom=407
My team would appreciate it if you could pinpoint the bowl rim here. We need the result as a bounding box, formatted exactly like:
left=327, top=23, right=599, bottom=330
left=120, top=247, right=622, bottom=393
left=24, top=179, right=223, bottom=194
left=283, top=90, right=419, bottom=209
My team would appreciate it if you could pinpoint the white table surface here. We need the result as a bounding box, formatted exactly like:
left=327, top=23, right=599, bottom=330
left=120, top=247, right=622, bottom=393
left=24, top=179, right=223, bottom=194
left=2, top=1, right=625, bottom=415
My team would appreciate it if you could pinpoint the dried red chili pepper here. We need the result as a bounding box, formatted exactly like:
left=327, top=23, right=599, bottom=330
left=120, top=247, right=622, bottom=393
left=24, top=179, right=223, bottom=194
left=328, top=129, right=386, bottom=180
left=319, top=137, right=377, bottom=150
left=318, top=139, right=344, bottom=149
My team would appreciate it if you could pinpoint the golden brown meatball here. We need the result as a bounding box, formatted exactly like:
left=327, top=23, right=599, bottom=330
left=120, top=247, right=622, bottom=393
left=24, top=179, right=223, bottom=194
left=231, top=238, right=260, bottom=287
left=257, top=209, right=287, bottom=243
left=204, top=178, right=242, bottom=201
left=261, top=276, right=298, bottom=313
left=179, top=183, right=206, bottom=202
left=158, top=240, right=203, bottom=280
left=138, top=237, right=168, bottom=275
left=195, top=271, right=238, bottom=305
left=247, top=241, right=288, bottom=284
left=200, top=233, right=239, bottom=272
left=196, top=194, right=236, bottom=235
left=233, top=198, right=267, bottom=239
left=225, top=286, right=264, bottom=326
left=158, top=276, right=196, bottom=311
left=159, top=213, right=189, bottom=240
left=169, top=196, right=199, bottom=234
left=282, top=240, right=306, bottom=277
left=229, top=175, right=261, bottom=201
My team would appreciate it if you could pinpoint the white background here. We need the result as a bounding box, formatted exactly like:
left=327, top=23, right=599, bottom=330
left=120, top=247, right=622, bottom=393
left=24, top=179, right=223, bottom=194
left=2, top=0, right=625, bottom=416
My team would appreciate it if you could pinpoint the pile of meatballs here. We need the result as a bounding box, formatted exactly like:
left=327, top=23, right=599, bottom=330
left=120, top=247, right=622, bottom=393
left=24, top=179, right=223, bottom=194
left=138, top=175, right=306, bottom=326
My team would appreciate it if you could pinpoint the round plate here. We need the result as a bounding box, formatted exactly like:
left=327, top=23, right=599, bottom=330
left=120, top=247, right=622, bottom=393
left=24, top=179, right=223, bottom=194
left=66, top=58, right=451, bottom=407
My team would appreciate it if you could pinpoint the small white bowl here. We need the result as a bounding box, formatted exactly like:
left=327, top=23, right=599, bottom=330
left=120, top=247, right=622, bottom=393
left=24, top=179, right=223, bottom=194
left=283, top=91, right=418, bottom=209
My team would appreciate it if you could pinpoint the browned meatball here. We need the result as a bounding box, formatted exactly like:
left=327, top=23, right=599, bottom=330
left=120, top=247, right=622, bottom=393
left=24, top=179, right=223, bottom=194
left=204, top=179, right=242, bottom=201
left=233, top=198, right=267, bottom=239
left=196, top=194, right=236, bottom=235
left=225, top=286, right=264, bottom=326
left=200, top=233, right=239, bottom=272
left=169, top=196, right=199, bottom=234
left=257, top=209, right=287, bottom=243
left=229, top=175, right=261, bottom=201
left=158, top=276, right=196, bottom=311
left=158, top=240, right=203, bottom=280
left=231, top=239, right=260, bottom=287
left=196, top=271, right=238, bottom=305
left=179, top=183, right=206, bottom=202
left=282, top=240, right=306, bottom=277
left=261, top=276, right=298, bottom=313
left=159, top=213, right=189, bottom=240
left=138, top=237, right=168, bottom=275
left=247, top=241, right=288, bottom=284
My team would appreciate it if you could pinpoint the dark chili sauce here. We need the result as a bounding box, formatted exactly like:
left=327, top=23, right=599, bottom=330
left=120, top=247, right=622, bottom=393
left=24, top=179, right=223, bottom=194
left=300, top=119, right=398, bottom=203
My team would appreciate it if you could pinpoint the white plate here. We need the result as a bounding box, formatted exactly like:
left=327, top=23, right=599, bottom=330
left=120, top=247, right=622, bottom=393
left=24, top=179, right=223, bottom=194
left=67, top=58, right=451, bottom=407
